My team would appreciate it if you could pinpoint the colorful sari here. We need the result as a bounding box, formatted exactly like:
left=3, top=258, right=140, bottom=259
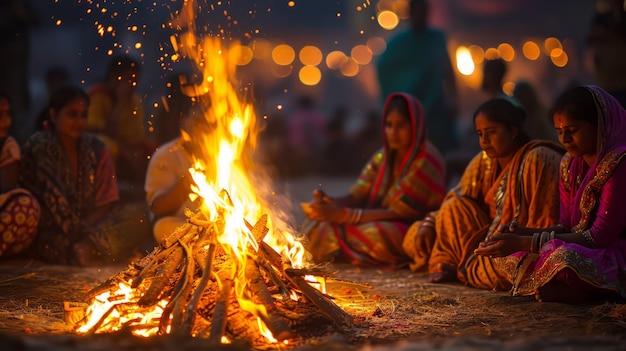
left=497, top=86, right=626, bottom=298
left=19, top=131, right=150, bottom=265
left=306, top=93, right=446, bottom=268
left=403, top=140, right=565, bottom=289
left=0, top=135, right=40, bottom=257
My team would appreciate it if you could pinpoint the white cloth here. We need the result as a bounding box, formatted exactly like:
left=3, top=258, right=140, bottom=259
left=145, top=138, right=195, bottom=242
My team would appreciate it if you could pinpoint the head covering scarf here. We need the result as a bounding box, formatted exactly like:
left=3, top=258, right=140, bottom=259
left=368, top=92, right=430, bottom=208
left=564, top=85, right=626, bottom=230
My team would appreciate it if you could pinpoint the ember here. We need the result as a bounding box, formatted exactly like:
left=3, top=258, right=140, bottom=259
left=73, top=0, right=355, bottom=347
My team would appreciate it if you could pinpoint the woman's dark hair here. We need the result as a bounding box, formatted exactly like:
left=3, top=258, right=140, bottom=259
left=43, top=86, right=89, bottom=129
left=473, top=97, right=530, bottom=145
left=549, top=86, right=598, bottom=126
left=384, top=95, right=410, bottom=121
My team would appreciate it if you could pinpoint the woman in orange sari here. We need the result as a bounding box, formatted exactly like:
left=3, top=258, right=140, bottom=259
left=403, top=97, right=564, bottom=288
left=302, top=93, right=446, bottom=268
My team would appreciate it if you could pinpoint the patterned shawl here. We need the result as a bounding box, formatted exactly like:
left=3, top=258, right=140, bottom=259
left=349, top=92, right=446, bottom=220
left=19, top=131, right=118, bottom=240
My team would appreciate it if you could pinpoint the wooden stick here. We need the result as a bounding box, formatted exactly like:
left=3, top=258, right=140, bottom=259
left=286, top=274, right=354, bottom=328
left=257, top=257, right=291, bottom=300
left=244, top=258, right=293, bottom=341
left=132, top=242, right=180, bottom=289
left=162, top=222, right=193, bottom=249
left=249, top=214, right=269, bottom=242
left=207, top=270, right=233, bottom=345
left=181, top=241, right=216, bottom=336
left=170, top=240, right=197, bottom=336
left=137, top=245, right=184, bottom=307
left=260, top=242, right=285, bottom=272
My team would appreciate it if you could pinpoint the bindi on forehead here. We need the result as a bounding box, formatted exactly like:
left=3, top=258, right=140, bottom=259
left=553, top=112, right=567, bottom=128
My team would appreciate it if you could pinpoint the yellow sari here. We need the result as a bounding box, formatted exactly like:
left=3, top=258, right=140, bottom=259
left=403, top=140, right=564, bottom=289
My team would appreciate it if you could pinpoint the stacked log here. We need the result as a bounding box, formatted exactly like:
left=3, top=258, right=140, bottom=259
left=77, top=209, right=353, bottom=348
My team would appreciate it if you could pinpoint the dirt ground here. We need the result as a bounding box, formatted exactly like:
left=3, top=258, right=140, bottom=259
left=0, top=259, right=626, bottom=351
left=0, top=176, right=625, bottom=350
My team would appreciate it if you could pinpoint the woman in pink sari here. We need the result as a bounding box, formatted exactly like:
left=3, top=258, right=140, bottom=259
left=302, top=93, right=446, bottom=268
left=475, top=85, right=626, bottom=303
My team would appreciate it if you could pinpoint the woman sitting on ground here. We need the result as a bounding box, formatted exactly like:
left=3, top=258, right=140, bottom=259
left=301, top=92, right=446, bottom=268
left=475, top=86, right=626, bottom=303
left=19, top=86, right=150, bottom=266
left=403, top=97, right=565, bottom=289
left=0, top=92, right=40, bottom=258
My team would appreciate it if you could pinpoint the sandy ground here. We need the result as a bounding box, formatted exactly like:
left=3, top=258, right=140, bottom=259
left=0, top=176, right=625, bottom=350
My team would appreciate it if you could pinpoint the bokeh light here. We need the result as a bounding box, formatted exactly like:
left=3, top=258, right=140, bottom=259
left=250, top=39, right=272, bottom=60
left=351, top=45, right=373, bottom=65
left=271, top=64, right=293, bottom=78
left=455, top=46, right=475, bottom=75
left=299, top=46, right=323, bottom=66
left=366, top=36, right=387, bottom=55
left=299, top=66, right=322, bottom=86
left=503, top=82, right=515, bottom=96
left=522, top=41, right=541, bottom=60
left=543, top=37, right=563, bottom=55
left=468, top=45, right=485, bottom=65
left=229, top=44, right=253, bottom=66
left=340, top=58, right=360, bottom=77
left=484, top=48, right=500, bottom=60
left=497, top=43, right=515, bottom=62
left=550, top=48, right=568, bottom=67
left=272, top=44, right=295, bottom=66
left=326, top=50, right=349, bottom=70
left=377, top=10, right=399, bottom=30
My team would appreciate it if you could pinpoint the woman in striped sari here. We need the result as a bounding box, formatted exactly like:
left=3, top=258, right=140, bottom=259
left=302, top=93, right=446, bottom=268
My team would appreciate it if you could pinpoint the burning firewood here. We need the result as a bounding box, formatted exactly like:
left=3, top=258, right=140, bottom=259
left=73, top=208, right=355, bottom=348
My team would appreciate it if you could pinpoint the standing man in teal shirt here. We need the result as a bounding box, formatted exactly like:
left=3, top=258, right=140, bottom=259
left=376, top=0, right=459, bottom=155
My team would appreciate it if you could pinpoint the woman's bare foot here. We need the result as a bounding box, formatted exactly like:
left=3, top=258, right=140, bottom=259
left=428, top=263, right=457, bottom=283
left=535, top=280, right=591, bottom=304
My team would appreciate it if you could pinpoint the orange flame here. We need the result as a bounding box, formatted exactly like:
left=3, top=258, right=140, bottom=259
left=76, top=0, right=310, bottom=342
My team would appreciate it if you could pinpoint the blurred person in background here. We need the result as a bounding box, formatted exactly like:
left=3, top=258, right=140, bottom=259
left=586, top=0, right=626, bottom=107
left=320, top=106, right=360, bottom=176
left=513, top=80, right=558, bottom=142
left=286, top=95, right=327, bottom=176
left=376, top=0, right=459, bottom=156
left=20, top=86, right=150, bottom=266
left=481, top=58, right=508, bottom=100
left=0, top=92, right=40, bottom=258
left=86, top=55, right=157, bottom=201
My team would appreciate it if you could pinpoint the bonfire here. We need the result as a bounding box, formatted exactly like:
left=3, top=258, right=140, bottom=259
left=70, top=0, right=356, bottom=348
